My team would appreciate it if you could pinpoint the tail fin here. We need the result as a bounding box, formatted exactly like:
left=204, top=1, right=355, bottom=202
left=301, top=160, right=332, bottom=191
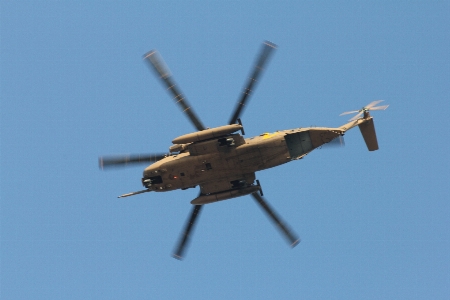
left=339, top=101, right=388, bottom=151
left=358, top=117, right=378, bottom=151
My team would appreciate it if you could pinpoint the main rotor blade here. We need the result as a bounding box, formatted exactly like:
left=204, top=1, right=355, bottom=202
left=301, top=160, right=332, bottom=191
left=251, top=192, right=300, bottom=247
left=172, top=204, right=203, bottom=260
left=99, top=153, right=166, bottom=169
left=144, top=50, right=205, bottom=131
left=229, top=41, right=277, bottom=125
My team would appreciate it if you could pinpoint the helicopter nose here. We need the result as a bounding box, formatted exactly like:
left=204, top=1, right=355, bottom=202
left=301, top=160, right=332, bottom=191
left=143, top=167, right=151, bottom=177
left=143, top=167, right=163, bottom=180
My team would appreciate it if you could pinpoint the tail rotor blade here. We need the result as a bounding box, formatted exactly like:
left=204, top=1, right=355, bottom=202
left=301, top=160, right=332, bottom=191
left=251, top=192, right=300, bottom=247
left=99, top=153, right=167, bottom=169
left=144, top=50, right=205, bottom=131
left=369, top=105, right=389, bottom=111
left=340, top=100, right=388, bottom=120
left=172, top=204, right=203, bottom=260
left=349, top=111, right=364, bottom=121
left=365, top=100, right=384, bottom=109
left=339, top=110, right=359, bottom=116
left=229, top=41, right=277, bottom=125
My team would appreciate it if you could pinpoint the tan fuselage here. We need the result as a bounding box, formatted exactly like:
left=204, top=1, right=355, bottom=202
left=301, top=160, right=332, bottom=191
left=143, top=126, right=345, bottom=194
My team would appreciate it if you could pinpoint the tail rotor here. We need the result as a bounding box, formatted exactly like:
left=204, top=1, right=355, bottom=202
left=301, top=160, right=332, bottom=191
left=340, top=100, right=389, bottom=121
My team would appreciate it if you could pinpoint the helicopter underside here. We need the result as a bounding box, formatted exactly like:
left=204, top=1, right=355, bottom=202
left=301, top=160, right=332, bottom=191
left=140, top=127, right=344, bottom=198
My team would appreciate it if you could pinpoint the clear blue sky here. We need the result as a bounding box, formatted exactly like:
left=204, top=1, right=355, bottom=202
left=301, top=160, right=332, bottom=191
left=1, top=1, right=449, bottom=299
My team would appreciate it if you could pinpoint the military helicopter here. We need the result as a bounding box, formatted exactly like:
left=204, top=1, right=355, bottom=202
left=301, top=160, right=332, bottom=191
left=99, top=41, right=388, bottom=260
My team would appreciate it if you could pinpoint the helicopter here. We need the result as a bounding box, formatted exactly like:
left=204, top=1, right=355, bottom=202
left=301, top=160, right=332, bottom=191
left=99, top=41, right=388, bottom=260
